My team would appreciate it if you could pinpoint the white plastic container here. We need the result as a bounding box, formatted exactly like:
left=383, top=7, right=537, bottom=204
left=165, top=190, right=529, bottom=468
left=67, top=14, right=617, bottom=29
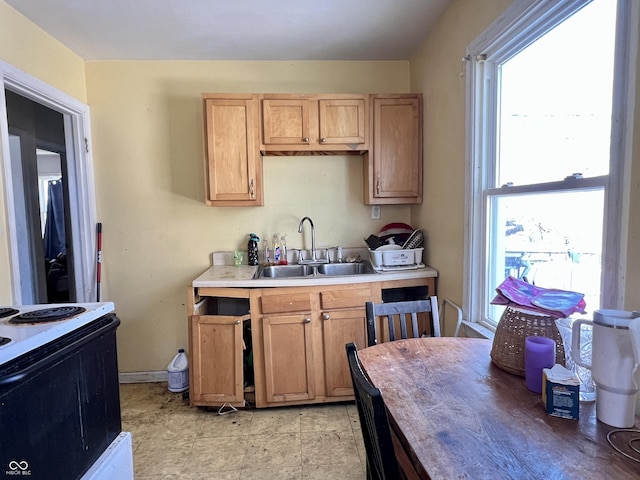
left=369, top=247, right=423, bottom=268
left=167, top=348, right=189, bottom=393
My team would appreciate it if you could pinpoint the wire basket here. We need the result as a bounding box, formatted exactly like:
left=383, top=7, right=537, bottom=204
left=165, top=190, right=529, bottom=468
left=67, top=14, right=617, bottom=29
left=490, top=306, right=566, bottom=376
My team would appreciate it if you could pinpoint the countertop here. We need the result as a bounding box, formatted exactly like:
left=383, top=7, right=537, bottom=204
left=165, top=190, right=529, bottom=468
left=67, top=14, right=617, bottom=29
left=192, top=264, right=438, bottom=288
left=192, top=249, right=437, bottom=288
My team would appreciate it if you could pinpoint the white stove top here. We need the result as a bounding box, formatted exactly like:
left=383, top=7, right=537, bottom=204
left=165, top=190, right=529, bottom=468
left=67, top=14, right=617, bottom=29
left=0, top=302, right=115, bottom=364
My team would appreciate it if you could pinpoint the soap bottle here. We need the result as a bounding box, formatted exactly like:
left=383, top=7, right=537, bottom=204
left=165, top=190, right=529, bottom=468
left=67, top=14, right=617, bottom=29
left=279, top=234, right=288, bottom=265
left=247, top=233, right=259, bottom=266
left=262, top=238, right=270, bottom=265
left=272, top=234, right=282, bottom=264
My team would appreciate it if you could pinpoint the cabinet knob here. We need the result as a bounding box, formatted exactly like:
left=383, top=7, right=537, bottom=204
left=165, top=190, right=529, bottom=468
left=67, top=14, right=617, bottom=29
left=302, top=137, right=309, bottom=143
left=323, top=313, right=330, bottom=320
left=304, top=317, right=311, bottom=323
left=320, top=137, right=326, bottom=143
left=235, top=319, right=241, bottom=324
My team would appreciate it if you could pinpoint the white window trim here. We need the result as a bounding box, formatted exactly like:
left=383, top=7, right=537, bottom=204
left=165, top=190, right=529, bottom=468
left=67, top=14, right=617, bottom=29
left=463, top=0, right=638, bottom=328
left=0, top=61, right=98, bottom=303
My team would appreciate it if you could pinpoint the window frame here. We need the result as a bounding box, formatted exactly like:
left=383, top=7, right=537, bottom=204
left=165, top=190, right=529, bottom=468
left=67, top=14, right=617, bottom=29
left=463, top=0, right=638, bottom=329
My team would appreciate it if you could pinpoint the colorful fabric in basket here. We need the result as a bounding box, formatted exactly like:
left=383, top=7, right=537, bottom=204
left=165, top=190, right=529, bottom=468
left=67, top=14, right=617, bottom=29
left=491, top=276, right=586, bottom=318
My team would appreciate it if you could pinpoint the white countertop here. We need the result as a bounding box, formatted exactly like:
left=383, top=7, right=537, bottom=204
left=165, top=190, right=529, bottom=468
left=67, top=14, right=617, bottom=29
left=192, top=264, right=438, bottom=288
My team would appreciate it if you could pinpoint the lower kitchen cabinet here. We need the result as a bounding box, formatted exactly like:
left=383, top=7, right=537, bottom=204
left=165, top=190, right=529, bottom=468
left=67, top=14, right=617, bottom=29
left=187, top=289, right=251, bottom=408
left=322, top=309, right=367, bottom=397
left=187, top=276, right=435, bottom=408
left=251, top=288, right=317, bottom=407
left=320, top=286, right=371, bottom=398
left=252, top=283, right=374, bottom=407
left=189, top=314, right=248, bottom=406
left=262, top=313, right=315, bottom=403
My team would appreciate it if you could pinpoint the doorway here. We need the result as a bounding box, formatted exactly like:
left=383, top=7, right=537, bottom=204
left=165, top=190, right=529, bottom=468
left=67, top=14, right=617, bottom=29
left=0, top=60, right=98, bottom=304
left=6, top=90, right=73, bottom=303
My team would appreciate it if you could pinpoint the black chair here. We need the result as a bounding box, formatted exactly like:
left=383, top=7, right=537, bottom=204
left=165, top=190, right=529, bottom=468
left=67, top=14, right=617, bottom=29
left=366, top=296, right=440, bottom=347
left=345, top=342, right=399, bottom=480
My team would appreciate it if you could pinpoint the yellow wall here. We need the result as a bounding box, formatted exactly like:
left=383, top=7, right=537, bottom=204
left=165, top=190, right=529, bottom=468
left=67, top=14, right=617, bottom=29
left=0, top=1, right=86, bottom=101
left=410, top=0, right=640, bottom=335
left=84, top=61, right=412, bottom=371
left=409, top=0, right=511, bottom=335
left=0, top=1, right=86, bottom=304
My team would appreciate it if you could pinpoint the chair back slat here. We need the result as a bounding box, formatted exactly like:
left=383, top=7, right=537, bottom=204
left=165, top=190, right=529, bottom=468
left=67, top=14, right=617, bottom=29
left=387, top=314, right=397, bottom=341
left=410, top=312, right=419, bottom=337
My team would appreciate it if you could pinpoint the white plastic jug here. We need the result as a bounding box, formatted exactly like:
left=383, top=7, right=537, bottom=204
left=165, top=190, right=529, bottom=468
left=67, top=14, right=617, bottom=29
left=167, top=348, right=189, bottom=393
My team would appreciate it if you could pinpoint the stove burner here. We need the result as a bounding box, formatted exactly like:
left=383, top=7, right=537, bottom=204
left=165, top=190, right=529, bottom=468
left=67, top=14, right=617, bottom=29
left=0, top=308, right=19, bottom=319
left=9, top=306, right=87, bottom=324
left=0, top=336, right=11, bottom=346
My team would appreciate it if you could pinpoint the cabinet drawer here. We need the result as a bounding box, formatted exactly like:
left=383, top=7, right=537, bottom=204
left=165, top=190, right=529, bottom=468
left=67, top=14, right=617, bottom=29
left=261, top=292, right=312, bottom=314
left=320, top=287, right=371, bottom=310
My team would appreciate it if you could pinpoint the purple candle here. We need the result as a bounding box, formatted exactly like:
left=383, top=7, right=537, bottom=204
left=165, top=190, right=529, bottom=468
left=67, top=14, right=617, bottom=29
left=524, top=336, right=556, bottom=393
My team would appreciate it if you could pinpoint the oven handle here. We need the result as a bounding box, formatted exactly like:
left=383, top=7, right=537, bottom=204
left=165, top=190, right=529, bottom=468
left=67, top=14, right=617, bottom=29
left=0, top=314, right=120, bottom=387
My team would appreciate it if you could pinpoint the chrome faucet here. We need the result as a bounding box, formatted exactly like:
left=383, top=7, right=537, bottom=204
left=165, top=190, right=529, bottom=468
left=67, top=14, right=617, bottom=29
left=298, top=216, right=317, bottom=262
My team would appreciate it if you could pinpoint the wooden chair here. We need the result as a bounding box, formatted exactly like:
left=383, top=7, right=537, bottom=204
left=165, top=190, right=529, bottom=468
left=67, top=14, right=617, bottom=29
left=345, top=342, right=399, bottom=480
left=366, top=296, right=441, bottom=347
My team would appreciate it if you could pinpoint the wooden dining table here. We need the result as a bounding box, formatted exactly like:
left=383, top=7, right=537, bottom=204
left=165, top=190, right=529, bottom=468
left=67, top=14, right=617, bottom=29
left=358, top=337, right=640, bottom=479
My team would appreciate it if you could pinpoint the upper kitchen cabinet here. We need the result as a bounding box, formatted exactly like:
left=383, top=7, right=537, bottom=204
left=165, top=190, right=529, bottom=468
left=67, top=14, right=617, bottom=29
left=202, top=94, right=263, bottom=206
left=260, top=94, right=369, bottom=153
left=365, top=94, right=423, bottom=205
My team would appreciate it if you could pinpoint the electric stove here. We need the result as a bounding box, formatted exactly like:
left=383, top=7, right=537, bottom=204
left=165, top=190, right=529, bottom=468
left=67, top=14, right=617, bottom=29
left=0, top=302, right=115, bottom=365
left=0, top=301, right=133, bottom=479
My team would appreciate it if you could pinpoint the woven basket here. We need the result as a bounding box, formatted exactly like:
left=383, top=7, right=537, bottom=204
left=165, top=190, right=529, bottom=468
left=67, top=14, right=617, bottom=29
left=490, top=306, right=566, bottom=376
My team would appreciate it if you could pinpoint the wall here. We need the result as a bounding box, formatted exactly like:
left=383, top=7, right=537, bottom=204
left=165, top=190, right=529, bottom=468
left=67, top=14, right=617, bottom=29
left=410, top=0, right=640, bottom=335
left=0, top=2, right=86, bottom=101
left=409, top=0, right=511, bottom=335
left=84, top=61, right=413, bottom=372
left=0, top=1, right=86, bottom=304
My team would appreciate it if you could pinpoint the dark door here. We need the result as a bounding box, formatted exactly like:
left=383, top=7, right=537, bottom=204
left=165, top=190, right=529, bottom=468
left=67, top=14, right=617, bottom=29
left=5, top=89, right=73, bottom=303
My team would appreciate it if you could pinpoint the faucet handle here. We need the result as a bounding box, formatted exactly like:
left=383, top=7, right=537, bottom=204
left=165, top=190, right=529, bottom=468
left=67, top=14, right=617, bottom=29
left=290, top=248, right=303, bottom=264
left=326, top=246, right=342, bottom=263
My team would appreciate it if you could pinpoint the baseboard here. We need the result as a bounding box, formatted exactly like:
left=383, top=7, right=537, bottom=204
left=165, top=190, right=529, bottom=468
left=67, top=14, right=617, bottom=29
left=119, top=371, right=167, bottom=384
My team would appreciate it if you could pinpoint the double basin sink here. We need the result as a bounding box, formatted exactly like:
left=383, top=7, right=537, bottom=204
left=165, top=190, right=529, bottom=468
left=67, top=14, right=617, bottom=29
left=254, top=261, right=377, bottom=279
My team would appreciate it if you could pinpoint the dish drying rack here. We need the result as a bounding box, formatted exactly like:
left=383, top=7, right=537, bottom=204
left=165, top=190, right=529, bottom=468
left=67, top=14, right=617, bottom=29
left=368, top=247, right=425, bottom=271
left=366, top=228, right=426, bottom=271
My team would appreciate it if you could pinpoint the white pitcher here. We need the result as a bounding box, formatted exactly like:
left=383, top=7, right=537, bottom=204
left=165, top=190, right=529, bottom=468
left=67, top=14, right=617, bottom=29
left=572, top=310, right=640, bottom=428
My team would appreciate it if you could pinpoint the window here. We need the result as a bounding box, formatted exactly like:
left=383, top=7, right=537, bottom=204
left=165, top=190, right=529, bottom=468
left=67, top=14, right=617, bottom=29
left=464, top=0, right=635, bottom=328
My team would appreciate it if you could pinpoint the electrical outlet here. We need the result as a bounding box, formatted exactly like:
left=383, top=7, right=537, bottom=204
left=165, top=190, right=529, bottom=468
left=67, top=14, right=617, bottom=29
left=371, top=206, right=381, bottom=220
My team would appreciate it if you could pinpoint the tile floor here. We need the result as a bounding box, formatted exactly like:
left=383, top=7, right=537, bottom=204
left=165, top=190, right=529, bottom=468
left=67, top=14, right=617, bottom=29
left=120, top=383, right=367, bottom=479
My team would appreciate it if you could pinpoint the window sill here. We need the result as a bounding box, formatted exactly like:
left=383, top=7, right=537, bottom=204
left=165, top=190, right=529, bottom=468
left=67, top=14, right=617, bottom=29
left=460, top=320, right=495, bottom=340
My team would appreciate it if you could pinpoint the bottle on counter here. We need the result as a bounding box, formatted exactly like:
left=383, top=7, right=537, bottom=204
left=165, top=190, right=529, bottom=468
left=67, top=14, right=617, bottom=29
left=248, top=233, right=260, bottom=266
left=279, top=234, right=288, bottom=265
left=272, top=234, right=282, bottom=264
left=262, top=238, right=270, bottom=265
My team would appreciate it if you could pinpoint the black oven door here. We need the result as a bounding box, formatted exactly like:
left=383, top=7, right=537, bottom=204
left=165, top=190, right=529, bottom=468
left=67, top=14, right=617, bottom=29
left=0, top=314, right=122, bottom=480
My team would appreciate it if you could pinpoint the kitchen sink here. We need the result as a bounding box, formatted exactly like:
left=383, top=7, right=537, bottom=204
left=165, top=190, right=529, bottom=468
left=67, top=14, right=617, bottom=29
left=254, top=261, right=378, bottom=279
left=259, top=264, right=315, bottom=278
left=316, top=262, right=376, bottom=276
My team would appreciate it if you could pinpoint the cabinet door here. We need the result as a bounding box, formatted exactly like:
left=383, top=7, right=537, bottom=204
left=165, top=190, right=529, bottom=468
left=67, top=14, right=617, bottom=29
left=318, top=97, right=367, bottom=146
left=262, top=314, right=315, bottom=403
left=261, top=97, right=313, bottom=146
left=322, top=309, right=367, bottom=397
left=203, top=95, right=263, bottom=206
left=190, top=315, right=244, bottom=405
left=367, top=95, right=423, bottom=204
